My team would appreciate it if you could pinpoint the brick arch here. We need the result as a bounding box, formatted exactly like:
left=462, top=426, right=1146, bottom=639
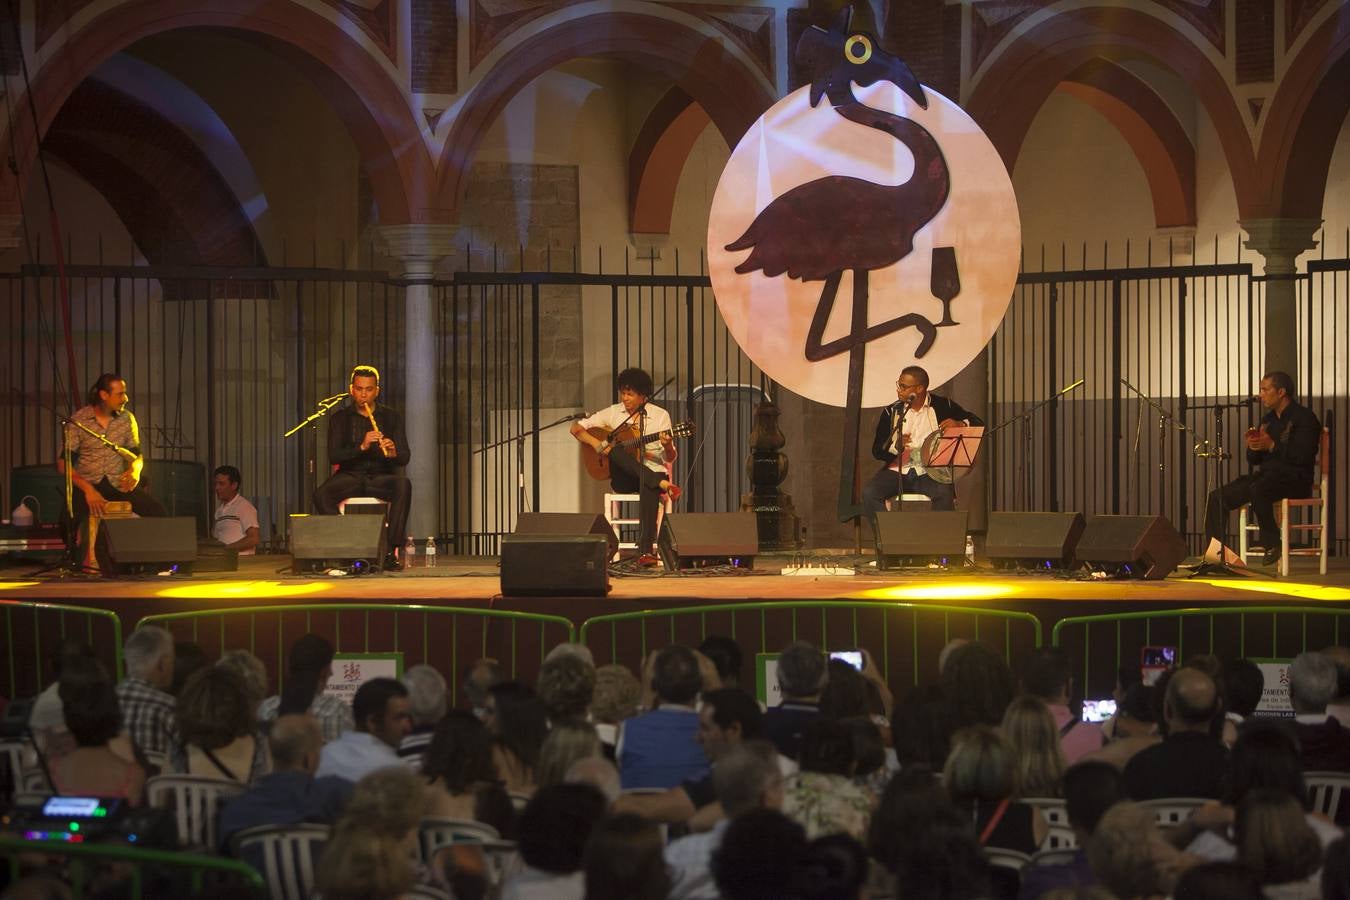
left=629, top=87, right=714, bottom=235
left=1254, top=11, right=1350, bottom=220
left=0, top=1, right=433, bottom=226
left=1058, top=60, right=1196, bottom=228
left=965, top=6, right=1256, bottom=218
left=437, top=10, right=774, bottom=220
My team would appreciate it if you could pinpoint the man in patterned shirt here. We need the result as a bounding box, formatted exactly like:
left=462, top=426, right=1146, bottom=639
left=115, top=626, right=177, bottom=761
left=58, top=373, right=166, bottom=567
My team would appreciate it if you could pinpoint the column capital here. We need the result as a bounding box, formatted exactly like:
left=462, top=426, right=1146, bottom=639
left=375, top=224, right=458, bottom=278
left=1239, top=218, right=1322, bottom=274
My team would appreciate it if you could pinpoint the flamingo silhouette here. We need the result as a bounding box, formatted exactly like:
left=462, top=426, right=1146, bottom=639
left=725, top=13, right=961, bottom=521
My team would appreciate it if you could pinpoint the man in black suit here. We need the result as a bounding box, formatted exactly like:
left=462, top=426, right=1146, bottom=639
left=862, top=365, right=983, bottom=515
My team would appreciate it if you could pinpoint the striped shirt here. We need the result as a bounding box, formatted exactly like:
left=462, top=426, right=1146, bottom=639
left=257, top=693, right=353, bottom=743
left=65, top=405, right=140, bottom=483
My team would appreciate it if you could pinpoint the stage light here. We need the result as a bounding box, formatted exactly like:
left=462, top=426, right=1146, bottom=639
left=1190, top=579, right=1350, bottom=602
left=0, top=582, right=40, bottom=591
left=853, top=581, right=1021, bottom=602
left=156, top=581, right=332, bottom=600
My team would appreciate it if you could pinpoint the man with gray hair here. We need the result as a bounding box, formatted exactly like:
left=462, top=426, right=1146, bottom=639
left=115, top=625, right=176, bottom=758
left=398, top=664, right=447, bottom=767
left=764, top=640, right=825, bottom=759
left=664, top=741, right=784, bottom=900
left=1289, top=651, right=1350, bottom=772
left=462, top=658, right=502, bottom=720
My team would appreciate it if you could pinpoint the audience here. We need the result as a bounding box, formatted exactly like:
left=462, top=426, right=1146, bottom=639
left=1219, top=657, right=1264, bottom=731
left=219, top=713, right=353, bottom=850
left=420, top=709, right=514, bottom=833
left=582, top=812, right=670, bottom=900
left=1021, top=647, right=1103, bottom=763
left=258, top=634, right=353, bottom=741
left=398, top=664, right=447, bottom=766
left=314, top=766, right=428, bottom=900
left=462, top=657, right=504, bottom=720
left=1172, top=861, right=1265, bottom=900
left=216, top=649, right=269, bottom=712
left=1001, top=694, right=1066, bottom=798
left=1288, top=650, right=1350, bottom=772
left=1122, top=666, right=1229, bottom=800
left=316, top=677, right=411, bottom=783
left=537, top=720, right=602, bottom=788
left=897, top=641, right=1015, bottom=767
left=1324, top=837, right=1350, bottom=900
left=537, top=653, right=596, bottom=725
left=944, top=724, right=1048, bottom=854
left=503, top=783, right=607, bottom=900
left=28, top=639, right=96, bottom=756
left=1086, top=801, right=1185, bottom=900
left=1322, top=646, right=1350, bottom=725
left=782, top=720, right=872, bottom=840
left=711, top=808, right=809, bottom=900
left=564, top=756, right=622, bottom=807
left=171, top=641, right=210, bottom=696
left=486, top=681, right=548, bottom=797
left=699, top=635, right=744, bottom=690
left=590, top=663, right=642, bottom=753
left=618, top=644, right=705, bottom=789
left=116, top=625, right=177, bottom=759
left=870, top=773, right=992, bottom=900
left=1018, top=761, right=1126, bottom=899
left=172, top=665, right=269, bottom=782
left=51, top=658, right=146, bottom=804
left=765, top=640, right=826, bottom=759
left=1234, top=788, right=1323, bottom=899
left=1087, top=681, right=1160, bottom=770
left=799, top=833, right=870, bottom=900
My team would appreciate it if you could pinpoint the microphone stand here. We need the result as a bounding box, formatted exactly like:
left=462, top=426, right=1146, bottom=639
left=477, top=413, right=589, bottom=520
left=983, top=378, right=1085, bottom=511
left=1185, top=396, right=1262, bottom=578
left=283, top=394, right=347, bottom=518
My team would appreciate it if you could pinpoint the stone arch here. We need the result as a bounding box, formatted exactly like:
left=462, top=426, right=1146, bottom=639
left=437, top=10, right=775, bottom=220
left=965, top=6, right=1256, bottom=218
left=629, top=87, right=713, bottom=235
left=0, top=1, right=433, bottom=227
left=1255, top=12, right=1350, bottom=220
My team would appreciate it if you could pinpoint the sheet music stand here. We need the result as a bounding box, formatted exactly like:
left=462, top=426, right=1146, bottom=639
left=924, top=425, right=984, bottom=483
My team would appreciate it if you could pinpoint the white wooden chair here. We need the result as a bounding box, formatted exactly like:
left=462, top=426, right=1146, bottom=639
left=231, top=823, right=330, bottom=900
left=604, top=492, right=673, bottom=557
left=1239, top=427, right=1330, bottom=575
left=1139, top=797, right=1206, bottom=828
left=145, top=773, right=247, bottom=850
left=1306, top=771, right=1350, bottom=822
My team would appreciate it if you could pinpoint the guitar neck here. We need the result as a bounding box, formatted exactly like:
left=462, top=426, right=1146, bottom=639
left=619, top=430, right=670, bottom=450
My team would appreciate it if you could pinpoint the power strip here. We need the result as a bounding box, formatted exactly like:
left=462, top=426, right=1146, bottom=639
left=779, top=565, right=855, bottom=576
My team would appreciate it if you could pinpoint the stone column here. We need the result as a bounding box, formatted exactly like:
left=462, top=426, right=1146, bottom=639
left=376, top=224, right=457, bottom=542
left=1240, top=218, right=1320, bottom=378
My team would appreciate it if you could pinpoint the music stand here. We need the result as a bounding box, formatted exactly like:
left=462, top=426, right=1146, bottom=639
left=924, top=425, right=985, bottom=482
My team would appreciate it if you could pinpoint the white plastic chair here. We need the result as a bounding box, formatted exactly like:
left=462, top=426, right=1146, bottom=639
left=1022, top=797, right=1069, bottom=828
left=1139, top=797, right=1206, bottom=827
left=1239, top=427, right=1330, bottom=575
left=1030, top=847, right=1079, bottom=867
left=983, top=846, right=1033, bottom=872
left=430, top=838, right=519, bottom=891
left=1307, top=771, right=1350, bottom=822
left=417, top=816, right=501, bottom=862
left=0, top=739, right=27, bottom=801
left=231, top=823, right=330, bottom=900
left=145, top=773, right=247, bottom=850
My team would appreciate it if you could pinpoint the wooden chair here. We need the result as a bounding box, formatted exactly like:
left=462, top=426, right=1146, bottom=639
left=1240, top=427, right=1330, bottom=575
left=145, top=773, right=247, bottom=850
left=231, top=823, right=330, bottom=900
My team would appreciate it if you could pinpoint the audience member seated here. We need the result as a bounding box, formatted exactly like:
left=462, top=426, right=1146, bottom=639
left=1021, top=648, right=1103, bottom=763
left=1086, top=682, right=1160, bottom=770
left=398, top=664, right=447, bottom=766
left=486, top=681, right=548, bottom=798
left=582, top=812, right=671, bottom=900
left=219, top=713, right=353, bottom=850
left=1086, top=801, right=1186, bottom=900
left=617, top=644, right=706, bottom=789
left=1324, top=837, right=1350, bottom=900
left=699, top=636, right=744, bottom=690
left=782, top=720, right=873, bottom=841
left=1287, top=651, right=1350, bottom=773
left=1219, top=658, right=1264, bottom=739
left=665, top=741, right=783, bottom=900
left=1018, top=761, right=1126, bottom=900
left=565, top=756, right=622, bottom=807
left=501, top=783, right=607, bottom=900
left=171, top=641, right=210, bottom=696
left=895, top=641, right=1015, bottom=768
left=314, top=766, right=429, bottom=900
left=820, top=654, right=894, bottom=754
left=116, top=626, right=177, bottom=759
left=1171, top=861, right=1265, bottom=900
left=537, top=721, right=602, bottom=788
left=52, top=658, right=146, bottom=804
left=171, top=665, right=269, bottom=783
left=944, top=724, right=1048, bottom=854
left=589, top=664, right=641, bottom=754
left=462, top=658, right=503, bottom=720
left=417, top=709, right=514, bottom=833
left=1123, top=667, right=1229, bottom=800
left=28, top=639, right=96, bottom=757
left=216, top=649, right=269, bottom=712
left=537, top=653, right=596, bottom=726
left=1234, top=788, right=1324, bottom=900
left=799, top=833, right=870, bottom=900
left=1001, top=695, right=1067, bottom=798
left=868, top=771, right=993, bottom=900
left=711, top=808, right=809, bottom=900
left=316, top=677, right=411, bottom=783
left=1323, top=646, right=1350, bottom=726
left=765, top=641, right=826, bottom=760
left=258, top=634, right=353, bottom=742
left=840, top=716, right=889, bottom=800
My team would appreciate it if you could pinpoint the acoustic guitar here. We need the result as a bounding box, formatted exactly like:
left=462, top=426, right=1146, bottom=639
left=581, top=419, right=696, bottom=481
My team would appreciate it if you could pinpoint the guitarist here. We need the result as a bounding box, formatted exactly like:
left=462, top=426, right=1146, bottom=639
left=57, top=373, right=166, bottom=569
left=571, top=368, right=682, bottom=566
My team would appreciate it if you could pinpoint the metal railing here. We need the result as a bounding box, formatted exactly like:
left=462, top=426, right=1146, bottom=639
left=0, top=835, right=264, bottom=898
left=0, top=600, right=123, bottom=700
left=137, top=604, right=576, bottom=697
left=578, top=601, right=1042, bottom=687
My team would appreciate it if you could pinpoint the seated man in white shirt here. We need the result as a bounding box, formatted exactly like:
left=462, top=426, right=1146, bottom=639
left=212, top=465, right=260, bottom=555
left=316, top=677, right=412, bottom=783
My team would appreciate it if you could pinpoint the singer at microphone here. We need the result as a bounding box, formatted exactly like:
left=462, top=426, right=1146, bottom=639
left=861, top=365, right=984, bottom=522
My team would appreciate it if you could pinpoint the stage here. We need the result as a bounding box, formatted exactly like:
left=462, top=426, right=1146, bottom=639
left=4, top=553, right=1349, bottom=705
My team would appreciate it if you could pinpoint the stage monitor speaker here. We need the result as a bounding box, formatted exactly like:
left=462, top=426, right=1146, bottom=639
left=102, top=517, right=198, bottom=573
left=658, top=512, right=758, bottom=570
left=1076, top=514, right=1187, bottom=580
left=514, top=512, right=618, bottom=559
left=500, top=534, right=609, bottom=597
left=873, top=510, right=968, bottom=569
left=985, top=512, right=1086, bottom=570
left=289, top=514, right=387, bottom=573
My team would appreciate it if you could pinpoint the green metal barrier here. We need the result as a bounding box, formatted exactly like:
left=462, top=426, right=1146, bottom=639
left=1052, top=606, right=1350, bottom=698
left=579, top=602, right=1042, bottom=687
left=0, top=834, right=264, bottom=898
left=0, top=601, right=123, bottom=699
left=137, top=604, right=576, bottom=698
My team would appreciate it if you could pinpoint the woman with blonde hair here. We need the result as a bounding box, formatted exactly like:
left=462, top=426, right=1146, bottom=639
left=943, top=725, right=1047, bottom=853
left=315, top=767, right=429, bottom=900
left=1001, top=695, right=1066, bottom=797
left=1235, top=789, right=1324, bottom=899
left=537, top=721, right=602, bottom=788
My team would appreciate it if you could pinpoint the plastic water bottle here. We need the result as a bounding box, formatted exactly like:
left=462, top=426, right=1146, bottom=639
left=965, top=534, right=976, bottom=565
left=425, top=536, right=437, bottom=568
left=404, top=536, right=417, bottom=568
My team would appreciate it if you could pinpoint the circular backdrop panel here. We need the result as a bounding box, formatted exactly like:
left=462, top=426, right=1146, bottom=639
left=708, top=80, right=1020, bottom=408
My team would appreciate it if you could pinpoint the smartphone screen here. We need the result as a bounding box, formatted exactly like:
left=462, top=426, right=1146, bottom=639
left=1082, top=698, right=1117, bottom=723
left=1140, top=645, right=1177, bottom=686
left=829, top=650, right=863, bottom=671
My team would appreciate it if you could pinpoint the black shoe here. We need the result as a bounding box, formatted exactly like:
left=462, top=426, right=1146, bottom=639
left=1262, top=546, right=1281, bottom=566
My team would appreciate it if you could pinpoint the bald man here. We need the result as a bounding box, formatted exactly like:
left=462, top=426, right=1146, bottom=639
left=1122, top=668, right=1229, bottom=800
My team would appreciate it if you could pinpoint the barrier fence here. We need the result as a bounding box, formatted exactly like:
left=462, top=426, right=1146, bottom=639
left=0, top=835, right=264, bottom=898
left=0, top=601, right=123, bottom=701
